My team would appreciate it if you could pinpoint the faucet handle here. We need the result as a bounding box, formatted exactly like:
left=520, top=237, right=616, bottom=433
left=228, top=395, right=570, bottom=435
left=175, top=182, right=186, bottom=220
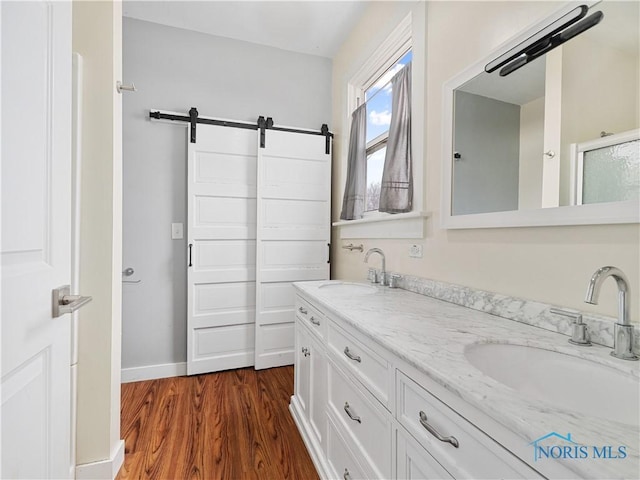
left=550, top=308, right=591, bottom=346
left=388, top=274, right=401, bottom=289
left=367, top=268, right=378, bottom=284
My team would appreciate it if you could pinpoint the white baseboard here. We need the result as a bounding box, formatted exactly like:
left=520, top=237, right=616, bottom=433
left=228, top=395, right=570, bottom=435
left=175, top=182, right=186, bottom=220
left=121, top=361, right=187, bottom=383
left=75, top=439, right=124, bottom=480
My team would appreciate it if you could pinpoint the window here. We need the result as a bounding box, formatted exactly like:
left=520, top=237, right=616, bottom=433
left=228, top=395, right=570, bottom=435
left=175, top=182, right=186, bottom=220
left=363, top=50, right=412, bottom=211
left=573, top=130, right=640, bottom=206
left=335, top=10, right=427, bottom=238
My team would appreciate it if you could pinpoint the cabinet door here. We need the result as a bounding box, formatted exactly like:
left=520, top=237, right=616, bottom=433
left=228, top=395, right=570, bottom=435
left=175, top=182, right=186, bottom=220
left=397, top=428, right=453, bottom=480
left=295, top=323, right=312, bottom=417
left=308, top=332, right=327, bottom=447
left=295, top=322, right=327, bottom=448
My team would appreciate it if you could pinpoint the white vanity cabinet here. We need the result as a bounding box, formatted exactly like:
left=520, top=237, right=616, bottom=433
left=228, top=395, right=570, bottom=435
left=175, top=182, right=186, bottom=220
left=292, top=298, right=328, bottom=463
left=396, top=371, right=540, bottom=479
left=291, top=290, right=543, bottom=480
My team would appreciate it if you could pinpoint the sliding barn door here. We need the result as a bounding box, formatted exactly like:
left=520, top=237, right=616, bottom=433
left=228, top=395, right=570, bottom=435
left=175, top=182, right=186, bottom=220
left=254, top=130, right=331, bottom=369
left=187, top=125, right=257, bottom=375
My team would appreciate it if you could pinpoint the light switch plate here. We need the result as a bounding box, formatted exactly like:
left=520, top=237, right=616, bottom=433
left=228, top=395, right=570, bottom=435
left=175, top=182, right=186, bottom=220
left=171, top=223, right=184, bottom=240
left=409, top=244, right=423, bottom=258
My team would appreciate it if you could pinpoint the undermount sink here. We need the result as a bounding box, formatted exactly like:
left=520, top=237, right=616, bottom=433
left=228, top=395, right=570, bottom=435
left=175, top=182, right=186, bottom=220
left=318, top=282, right=377, bottom=295
left=464, top=343, right=640, bottom=426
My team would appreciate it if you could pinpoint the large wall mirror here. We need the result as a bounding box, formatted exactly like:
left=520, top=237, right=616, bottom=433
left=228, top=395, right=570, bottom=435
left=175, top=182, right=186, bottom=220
left=442, top=1, right=640, bottom=228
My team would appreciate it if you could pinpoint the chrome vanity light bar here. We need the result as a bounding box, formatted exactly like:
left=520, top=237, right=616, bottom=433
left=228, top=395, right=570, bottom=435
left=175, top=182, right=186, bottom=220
left=485, top=4, right=588, bottom=74
left=499, top=10, right=604, bottom=77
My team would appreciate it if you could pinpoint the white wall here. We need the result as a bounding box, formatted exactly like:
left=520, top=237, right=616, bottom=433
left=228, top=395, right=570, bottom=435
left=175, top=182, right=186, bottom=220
left=331, top=1, right=640, bottom=322
left=72, top=0, right=123, bottom=472
left=122, top=18, right=332, bottom=372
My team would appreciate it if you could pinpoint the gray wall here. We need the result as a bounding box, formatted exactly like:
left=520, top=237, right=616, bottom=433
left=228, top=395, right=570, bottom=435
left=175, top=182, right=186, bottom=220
left=122, top=18, right=332, bottom=370
left=453, top=90, right=520, bottom=215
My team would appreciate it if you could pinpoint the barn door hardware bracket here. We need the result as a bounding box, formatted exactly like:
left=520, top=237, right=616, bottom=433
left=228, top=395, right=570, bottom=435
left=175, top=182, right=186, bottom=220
left=258, top=116, right=266, bottom=148
left=189, top=107, right=199, bottom=143
left=321, top=124, right=331, bottom=154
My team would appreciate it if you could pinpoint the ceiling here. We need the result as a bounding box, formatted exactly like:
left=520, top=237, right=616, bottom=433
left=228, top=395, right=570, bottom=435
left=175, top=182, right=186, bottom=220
left=122, top=1, right=371, bottom=59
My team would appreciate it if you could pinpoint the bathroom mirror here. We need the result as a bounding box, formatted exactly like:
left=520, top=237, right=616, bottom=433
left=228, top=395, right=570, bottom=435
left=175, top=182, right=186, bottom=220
left=442, top=1, right=640, bottom=228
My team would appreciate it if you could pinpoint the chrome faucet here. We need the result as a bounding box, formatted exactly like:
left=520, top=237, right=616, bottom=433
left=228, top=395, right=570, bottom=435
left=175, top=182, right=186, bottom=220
left=364, top=248, right=386, bottom=286
left=584, top=266, right=638, bottom=361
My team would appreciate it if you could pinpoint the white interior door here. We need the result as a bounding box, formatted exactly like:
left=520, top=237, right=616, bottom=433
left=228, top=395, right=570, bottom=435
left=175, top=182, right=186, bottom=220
left=1, top=1, right=73, bottom=478
left=254, top=130, right=331, bottom=369
left=187, top=124, right=258, bottom=375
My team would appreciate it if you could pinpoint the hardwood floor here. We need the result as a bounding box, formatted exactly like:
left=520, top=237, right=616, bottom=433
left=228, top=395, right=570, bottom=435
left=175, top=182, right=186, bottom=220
left=117, top=366, right=319, bottom=480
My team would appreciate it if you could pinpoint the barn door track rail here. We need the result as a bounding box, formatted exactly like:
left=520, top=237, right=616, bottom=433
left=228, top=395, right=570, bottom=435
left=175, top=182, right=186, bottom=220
left=149, top=107, right=333, bottom=153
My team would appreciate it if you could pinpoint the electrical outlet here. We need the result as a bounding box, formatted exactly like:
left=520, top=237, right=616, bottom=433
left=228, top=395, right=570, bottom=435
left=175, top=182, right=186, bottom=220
left=171, top=223, right=184, bottom=240
left=409, top=244, right=423, bottom=258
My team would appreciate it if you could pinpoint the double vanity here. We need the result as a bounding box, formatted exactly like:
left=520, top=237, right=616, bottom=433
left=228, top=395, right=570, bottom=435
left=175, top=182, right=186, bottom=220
left=289, top=279, right=640, bottom=479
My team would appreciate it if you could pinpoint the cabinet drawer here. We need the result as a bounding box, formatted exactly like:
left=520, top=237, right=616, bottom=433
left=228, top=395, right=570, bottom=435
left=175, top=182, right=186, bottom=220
left=327, top=417, right=369, bottom=480
left=397, top=371, right=542, bottom=479
left=327, top=320, right=392, bottom=408
left=328, top=360, right=392, bottom=479
left=295, top=296, right=326, bottom=340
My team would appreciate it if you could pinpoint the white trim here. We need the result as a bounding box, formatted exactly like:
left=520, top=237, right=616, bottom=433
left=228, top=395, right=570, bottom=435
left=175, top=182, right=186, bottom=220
left=348, top=13, right=412, bottom=110
left=334, top=211, right=428, bottom=239
left=338, top=6, right=426, bottom=240
left=121, top=362, right=187, bottom=383
left=442, top=200, right=639, bottom=229
left=75, top=440, right=125, bottom=480
left=440, top=0, right=638, bottom=229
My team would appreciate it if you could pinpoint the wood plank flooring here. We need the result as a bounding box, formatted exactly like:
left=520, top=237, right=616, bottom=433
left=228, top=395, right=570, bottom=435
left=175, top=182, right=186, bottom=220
left=116, top=366, right=319, bottom=480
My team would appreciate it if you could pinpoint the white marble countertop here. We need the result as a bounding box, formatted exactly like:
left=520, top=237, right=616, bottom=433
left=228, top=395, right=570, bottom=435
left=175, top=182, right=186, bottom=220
left=294, top=280, right=640, bottom=480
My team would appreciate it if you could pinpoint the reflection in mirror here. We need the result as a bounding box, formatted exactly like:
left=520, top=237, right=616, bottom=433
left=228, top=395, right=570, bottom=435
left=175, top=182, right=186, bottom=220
left=576, top=130, right=639, bottom=205
left=451, top=1, right=639, bottom=216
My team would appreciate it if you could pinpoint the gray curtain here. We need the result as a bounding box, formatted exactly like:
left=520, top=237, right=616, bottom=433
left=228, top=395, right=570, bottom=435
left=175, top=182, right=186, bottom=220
left=379, top=62, right=412, bottom=213
left=340, top=103, right=367, bottom=220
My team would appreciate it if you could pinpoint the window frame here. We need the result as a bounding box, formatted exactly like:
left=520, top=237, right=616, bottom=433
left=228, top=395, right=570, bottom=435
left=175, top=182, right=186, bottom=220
left=362, top=51, right=412, bottom=213
left=334, top=9, right=427, bottom=238
left=350, top=20, right=412, bottom=219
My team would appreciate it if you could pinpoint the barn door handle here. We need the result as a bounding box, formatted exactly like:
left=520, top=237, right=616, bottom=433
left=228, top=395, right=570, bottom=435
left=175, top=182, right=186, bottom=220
left=52, top=285, right=92, bottom=318
left=188, top=243, right=193, bottom=267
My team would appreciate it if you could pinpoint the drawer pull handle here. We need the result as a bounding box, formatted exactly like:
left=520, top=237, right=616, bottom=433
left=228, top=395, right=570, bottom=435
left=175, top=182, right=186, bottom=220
left=344, top=346, right=361, bottom=363
left=343, top=468, right=351, bottom=480
left=301, top=347, right=310, bottom=357
left=310, top=316, right=321, bottom=326
left=344, top=402, right=361, bottom=423
left=298, top=307, right=308, bottom=315
left=419, top=411, right=459, bottom=448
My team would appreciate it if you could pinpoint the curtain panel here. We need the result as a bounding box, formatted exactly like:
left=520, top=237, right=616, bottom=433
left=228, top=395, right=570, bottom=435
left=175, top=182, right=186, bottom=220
left=340, top=103, right=368, bottom=220
left=379, top=62, right=412, bottom=213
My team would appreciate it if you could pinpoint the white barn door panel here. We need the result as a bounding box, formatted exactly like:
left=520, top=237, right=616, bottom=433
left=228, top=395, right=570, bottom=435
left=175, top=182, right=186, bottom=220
left=255, top=130, right=331, bottom=370
left=187, top=125, right=258, bottom=375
